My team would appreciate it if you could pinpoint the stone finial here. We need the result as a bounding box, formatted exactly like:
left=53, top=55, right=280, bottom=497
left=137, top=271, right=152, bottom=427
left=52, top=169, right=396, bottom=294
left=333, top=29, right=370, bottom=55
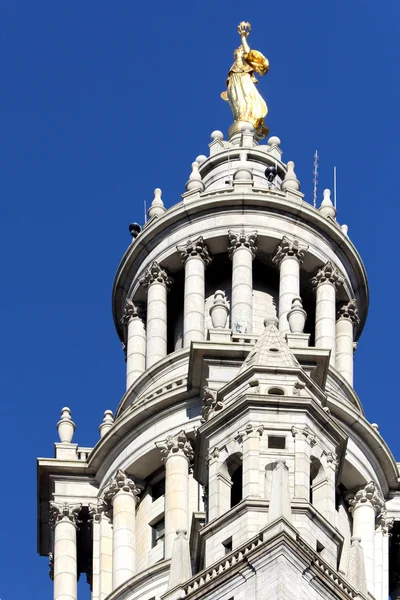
left=176, top=236, right=212, bottom=266
left=120, top=298, right=145, bottom=325
left=49, top=501, right=82, bottom=529
left=346, top=481, right=385, bottom=515
left=99, top=410, right=114, bottom=439
left=155, top=430, right=194, bottom=463
left=241, top=124, right=255, bottom=148
left=371, top=423, right=379, bottom=433
left=57, top=407, right=75, bottom=444
left=139, top=261, right=172, bottom=290
left=234, top=150, right=253, bottom=181
left=186, top=161, right=205, bottom=192
left=311, top=261, right=344, bottom=290
left=210, top=130, right=224, bottom=141
left=347, top=537, right=367, bottom=594
left=148, top=188, right=166, bottom=219
left=196, top=154, right=207, bottom=164
left=287, top=297, right=307, bottom=334
left=319, top=189, right=336, bottom=219
left=104, top=469, right=143, bottom=504
left=201, top=387, right=224, bottom=423
left=281, top=161, right=300, bottom=191
left=337, top=299, right=360, bottom=326
left=228, top=229, right=258, bottom=259
left=168, top=529, right=192, bottom=590
left=268, top=459, right=292, bottom=523
left=268, top=136, right=281, bottom=148
left=341, top=224, right=349, bottom=236
left=272, top=235, right=308, bottom=266
left=209, top=290, right=229, bottom=329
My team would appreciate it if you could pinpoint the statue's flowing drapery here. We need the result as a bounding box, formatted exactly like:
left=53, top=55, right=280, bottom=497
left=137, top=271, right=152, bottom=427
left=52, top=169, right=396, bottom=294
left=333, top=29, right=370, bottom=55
left=222, top=49, right=269, bottom=137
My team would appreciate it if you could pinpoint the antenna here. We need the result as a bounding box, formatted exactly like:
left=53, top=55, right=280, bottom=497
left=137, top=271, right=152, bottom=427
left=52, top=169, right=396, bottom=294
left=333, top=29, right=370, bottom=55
left=313, top=150, right=319, bottom=208
left=144, top=201, right=147, bottom=223
left=333, top=166, right=337, bottom=209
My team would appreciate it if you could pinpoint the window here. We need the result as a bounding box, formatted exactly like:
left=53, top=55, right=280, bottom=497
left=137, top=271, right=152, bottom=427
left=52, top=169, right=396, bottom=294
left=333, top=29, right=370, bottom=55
left=230, top=463, right=243, bottom=508
left=268, top=387, right=284, bottom=395
left=268, top=436, right=286, bottom=449
left=222, top=537, right=232, bottom=554
left=151, top=518, right=165, bottom=548
left=151, top=477, right=165, bottom=501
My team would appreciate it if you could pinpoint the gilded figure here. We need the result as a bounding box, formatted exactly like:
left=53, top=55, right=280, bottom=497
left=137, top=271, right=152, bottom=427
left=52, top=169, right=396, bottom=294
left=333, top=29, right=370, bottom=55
left=222, top=22, right=269, bottom=138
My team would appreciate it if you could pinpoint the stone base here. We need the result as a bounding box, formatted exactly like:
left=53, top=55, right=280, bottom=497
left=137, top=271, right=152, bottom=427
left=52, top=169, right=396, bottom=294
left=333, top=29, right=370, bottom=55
left=286, top=333, right=310, bottom=348
left=208, top=328, right=232, bottom=343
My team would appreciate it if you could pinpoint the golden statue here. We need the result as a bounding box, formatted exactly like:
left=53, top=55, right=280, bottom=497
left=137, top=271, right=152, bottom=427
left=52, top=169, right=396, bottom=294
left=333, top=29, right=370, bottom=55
left=221, top=22, right=270, bottom=138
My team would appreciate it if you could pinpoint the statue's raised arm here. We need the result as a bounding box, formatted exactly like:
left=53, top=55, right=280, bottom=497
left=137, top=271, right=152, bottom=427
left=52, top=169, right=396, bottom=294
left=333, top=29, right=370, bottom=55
left=221, top=22, right=270, bottom=139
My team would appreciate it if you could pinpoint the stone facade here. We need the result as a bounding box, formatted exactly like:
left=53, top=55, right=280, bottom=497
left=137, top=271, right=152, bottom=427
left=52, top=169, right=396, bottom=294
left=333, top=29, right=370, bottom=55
left=37, top=117, right=400, bottom=600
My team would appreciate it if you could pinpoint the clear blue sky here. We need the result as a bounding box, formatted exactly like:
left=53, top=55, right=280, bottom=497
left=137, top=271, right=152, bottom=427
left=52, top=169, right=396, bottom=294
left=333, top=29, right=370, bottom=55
left=1, top=1, right=399, bottom=598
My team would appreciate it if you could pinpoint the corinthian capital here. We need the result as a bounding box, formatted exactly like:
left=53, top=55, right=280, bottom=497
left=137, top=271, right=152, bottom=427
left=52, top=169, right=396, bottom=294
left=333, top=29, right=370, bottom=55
left=311, top=261, right=344, bottom=290
left=337, top=299, right=360, bottom=326
left=347, top=481, right=385, bottom=515
left=120, top=298, right=145, bottom=325
left=227, top=230, right=257, bottom=259
left=177, top=236, right=212, bottom=266
left=88, top=497, right=111, bottom=523
left=104, top=470, right=143, bottom=504
left=272, top=236, right=308, bottom=266
left=49, top=501, right=82, bottom=529
left=139, top=261, right=173, bottom=290
left=156, top=430, right=194, bottom=463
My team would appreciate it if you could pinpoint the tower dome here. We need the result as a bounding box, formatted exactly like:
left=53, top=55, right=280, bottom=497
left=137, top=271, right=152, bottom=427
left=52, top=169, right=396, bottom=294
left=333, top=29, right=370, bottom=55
left=37, top=21, right=400, bottom=600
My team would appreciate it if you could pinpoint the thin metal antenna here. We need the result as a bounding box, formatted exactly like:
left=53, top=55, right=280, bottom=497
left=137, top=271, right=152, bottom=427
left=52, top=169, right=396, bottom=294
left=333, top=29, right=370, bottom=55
left=313, top=150, right=319, bottom=208
left=144, top=201, right=147, bottom=223
left=333, top=166, right=337, bottom=209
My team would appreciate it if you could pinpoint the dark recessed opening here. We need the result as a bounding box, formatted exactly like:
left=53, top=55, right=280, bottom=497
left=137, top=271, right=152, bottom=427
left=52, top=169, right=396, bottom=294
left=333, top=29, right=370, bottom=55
left=268, top=387, right=284, bottom=395
left=268, top=436, right=286, bottom=449
left=230, top=464, right=243, bottom=508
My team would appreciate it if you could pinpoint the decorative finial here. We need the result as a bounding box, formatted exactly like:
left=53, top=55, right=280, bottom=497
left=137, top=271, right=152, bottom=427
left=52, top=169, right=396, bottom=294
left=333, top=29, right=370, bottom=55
left=148, top=188, right=166, bottom=219
left=221, top=22, right=270, bottom=139
left=57, top=407, right=75, bottom=444
left=341, top=223, right=348, bottom=236
left=281, top=161, right=300, bottom=191
left=210, top=130, right=224, bottom=141
left=185, top=161, right=205, bottom=192
left=99, top=410, right=114, bottom=438
left=287, top=297, right=307, bottom=333
left=319, top=189, right=336, bottom=219
left=195, top=155, right=207, bottom=164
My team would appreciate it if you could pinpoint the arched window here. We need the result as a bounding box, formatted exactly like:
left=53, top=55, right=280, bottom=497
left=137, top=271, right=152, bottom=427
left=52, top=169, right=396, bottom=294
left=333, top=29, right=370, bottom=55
left=218, top=453, right=243, bottom=513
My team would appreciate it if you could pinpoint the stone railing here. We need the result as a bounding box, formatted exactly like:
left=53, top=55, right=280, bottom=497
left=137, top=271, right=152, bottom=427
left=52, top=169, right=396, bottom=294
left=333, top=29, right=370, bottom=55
left=182, top=533, right=263, bottom=595
left=77, top=447, right=92, bottom=461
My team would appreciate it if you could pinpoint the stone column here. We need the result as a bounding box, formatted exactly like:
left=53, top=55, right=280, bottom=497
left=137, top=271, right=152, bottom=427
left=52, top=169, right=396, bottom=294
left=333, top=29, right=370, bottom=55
left=237, top=424, right=261, bottom=499
left=291, top=426, right=316, bottom=501
left=273, top=236, right=308, bottom=334
left=121, top=299, right=146, bottom=390
left=156, top=430, right=194, bottom=559
left=347, top=481, right=385, bottom=597
left=139, top=261, right=172, bottom=369
left=312, top=261, right=344, bottom=366
left=49, top=501, right=82, bottom=600
left=177, top=236, right=211, bottom=347
left=381, top=516, right=393, bottom=600
left=228, top=230, right=257, bottom=334
left=335, top=299, right=360, bottom=386
left=205, top=447, right=223, bottom=522
left=89, top=499, right=113, bottom=600
left=104, top=470, right=142, bottom=590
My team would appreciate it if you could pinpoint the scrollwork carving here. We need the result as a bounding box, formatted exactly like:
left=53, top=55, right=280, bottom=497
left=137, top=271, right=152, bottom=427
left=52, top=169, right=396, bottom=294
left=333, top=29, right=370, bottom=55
left=139, top=261, right=173, bottom=290
left=177, top=236, right=212, bottom=266
left=49, top=501, right=82, bottom=529
left=227, top=230, right=257, bottom=259
left=311, top=261, right=344, bottom=290
left=201, top=387, right=224, bottom=423
left=155, top=430, right=194, bottom=463
left=272, top=236, right=308, bottom=266
left=103, top=470, right=143, bottom=504
left=337, top=299, right=360, bottom=326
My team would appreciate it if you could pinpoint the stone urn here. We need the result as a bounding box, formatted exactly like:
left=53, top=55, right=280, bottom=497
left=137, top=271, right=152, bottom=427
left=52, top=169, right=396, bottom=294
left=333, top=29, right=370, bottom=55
left=210, top=290, right=229, bottom=328
left=57, top=407, right=75, bottom=443
left=287, top=297, right=307, bottom=333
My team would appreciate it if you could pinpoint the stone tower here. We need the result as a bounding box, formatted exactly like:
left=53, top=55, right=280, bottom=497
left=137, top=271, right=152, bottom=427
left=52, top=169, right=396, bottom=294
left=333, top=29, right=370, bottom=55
left=37, top=37, right=400, bottom=600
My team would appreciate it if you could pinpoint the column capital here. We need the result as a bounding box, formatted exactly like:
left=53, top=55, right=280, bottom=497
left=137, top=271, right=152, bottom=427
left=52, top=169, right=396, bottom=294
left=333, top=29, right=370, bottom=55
left=104, top=469, right=143, bottom=504
left=227, top=229, right=257, bottom=259
left=176, top=236, right=212, bottom=266
left=88, top=497, right=111, bottom=523
left=346, top=481, right=385, bottom=515
left=156, top=430, right=194, bottom=463
left=139, top=261, right=173, bottom=290
left=201, top=387, right=224, bottom=423
left=311, top=261, right=344, bottom=290
left=376, top=510, right=394, bottom=534
left=291, top=425, right=316, bottom=446
left=272, top=235, right=308, bottom=266
left=337, top=299, right=360, bottom=326
left=49, top=501, right=82, bottom=529
left=120, top=298, right=146, bottom=325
